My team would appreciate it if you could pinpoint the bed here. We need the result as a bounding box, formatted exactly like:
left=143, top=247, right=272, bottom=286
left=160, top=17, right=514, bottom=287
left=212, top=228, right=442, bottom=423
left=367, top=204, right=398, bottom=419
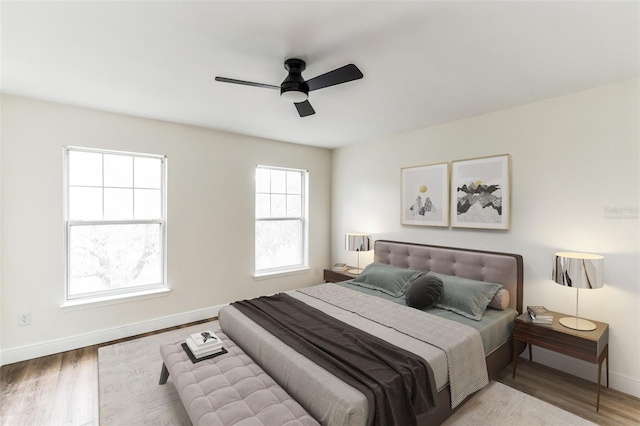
left=219, top=240, right=525, bottom=425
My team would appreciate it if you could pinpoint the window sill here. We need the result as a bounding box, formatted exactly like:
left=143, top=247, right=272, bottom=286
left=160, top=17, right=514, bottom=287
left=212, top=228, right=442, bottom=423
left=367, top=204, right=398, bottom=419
left=60, top=288, right=170, bottom=312
left=254, top=268, right=310, bottom=281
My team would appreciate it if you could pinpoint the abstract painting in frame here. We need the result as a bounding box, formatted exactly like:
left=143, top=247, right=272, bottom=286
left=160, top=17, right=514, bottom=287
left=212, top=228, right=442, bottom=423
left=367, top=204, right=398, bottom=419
left=451, top=154, right=510, bottom=230
left=401, top=162, right=449, bottom=227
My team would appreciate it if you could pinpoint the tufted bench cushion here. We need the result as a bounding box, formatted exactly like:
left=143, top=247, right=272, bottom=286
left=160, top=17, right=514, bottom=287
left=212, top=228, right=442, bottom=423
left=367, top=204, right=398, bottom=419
left=160, top=329, right=319, bottom=426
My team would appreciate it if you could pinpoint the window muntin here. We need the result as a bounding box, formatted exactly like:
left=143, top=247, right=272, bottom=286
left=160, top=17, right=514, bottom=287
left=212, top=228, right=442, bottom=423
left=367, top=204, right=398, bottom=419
left=255, top=166, right=307, bottom=274
left=64, top=147, right=166, bottom=300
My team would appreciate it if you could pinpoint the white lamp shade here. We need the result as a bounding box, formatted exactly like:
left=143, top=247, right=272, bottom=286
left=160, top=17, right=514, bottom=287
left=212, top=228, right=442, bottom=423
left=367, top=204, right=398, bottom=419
left=345, top=233, right=372, bottom=252
left=552, top=252, right=604, bottom=289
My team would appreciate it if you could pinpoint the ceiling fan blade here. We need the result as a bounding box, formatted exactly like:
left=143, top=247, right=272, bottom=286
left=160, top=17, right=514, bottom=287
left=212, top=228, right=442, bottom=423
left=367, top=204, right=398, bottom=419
left=306, top=64, right=363, bottom=92
left=215, top=76, right=280, bottom=90
left=295, top=100, right=315, bottom=117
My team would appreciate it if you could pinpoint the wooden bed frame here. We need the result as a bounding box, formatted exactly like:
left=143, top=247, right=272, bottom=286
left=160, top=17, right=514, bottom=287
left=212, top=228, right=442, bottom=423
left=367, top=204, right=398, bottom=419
left=373, top=240, right=525, bottom=424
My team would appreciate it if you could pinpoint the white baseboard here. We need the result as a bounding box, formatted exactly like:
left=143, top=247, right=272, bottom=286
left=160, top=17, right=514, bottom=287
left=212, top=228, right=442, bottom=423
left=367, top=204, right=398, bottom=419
left=523, top=346, right=640, bottom=398
left=0, top=304, right=227, bottom=367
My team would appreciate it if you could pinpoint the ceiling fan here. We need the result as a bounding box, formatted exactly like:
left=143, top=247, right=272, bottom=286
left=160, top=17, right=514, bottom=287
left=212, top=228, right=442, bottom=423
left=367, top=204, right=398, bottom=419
left=215, top=58, right=363, bottom=118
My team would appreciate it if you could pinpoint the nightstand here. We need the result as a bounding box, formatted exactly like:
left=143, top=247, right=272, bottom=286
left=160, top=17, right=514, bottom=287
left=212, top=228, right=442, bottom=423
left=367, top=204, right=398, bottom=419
left=512, top=311, right=609, bottom=411
left=323, top=268, right=358, bottom=283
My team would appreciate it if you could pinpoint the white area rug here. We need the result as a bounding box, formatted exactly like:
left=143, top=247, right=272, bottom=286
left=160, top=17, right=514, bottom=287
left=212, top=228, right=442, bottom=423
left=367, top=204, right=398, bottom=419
left=99, top=320, right=594, bottom=425
left=443, top=381, right=595, bottom=426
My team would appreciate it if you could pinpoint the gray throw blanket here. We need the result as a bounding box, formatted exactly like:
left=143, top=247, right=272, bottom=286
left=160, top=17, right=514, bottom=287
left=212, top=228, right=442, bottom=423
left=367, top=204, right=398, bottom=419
left=232, top=293, right=438, bottom=426
left=298, top=283, right=489, bottom=407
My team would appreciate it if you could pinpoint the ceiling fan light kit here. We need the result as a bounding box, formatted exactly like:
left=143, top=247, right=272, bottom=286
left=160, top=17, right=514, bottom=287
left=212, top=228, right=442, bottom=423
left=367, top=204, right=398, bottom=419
left=280, top=88, right=308, bottom=103
left=216, top=58, right=363, bottom=117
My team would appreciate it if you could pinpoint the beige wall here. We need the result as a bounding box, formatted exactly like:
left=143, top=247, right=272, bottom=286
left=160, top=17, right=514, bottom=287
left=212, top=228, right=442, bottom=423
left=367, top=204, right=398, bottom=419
left=0, top=95, right=331, bottom=362
left=331, top=79, right=640, bottom=396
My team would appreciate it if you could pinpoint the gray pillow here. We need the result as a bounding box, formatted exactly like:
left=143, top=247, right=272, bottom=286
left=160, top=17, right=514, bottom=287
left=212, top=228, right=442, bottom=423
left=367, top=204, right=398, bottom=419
left=429, top=272, right=502, bottom=321
left=351, top=263, right=422, bottom=296
left=405, top=275, right=444, bottom=310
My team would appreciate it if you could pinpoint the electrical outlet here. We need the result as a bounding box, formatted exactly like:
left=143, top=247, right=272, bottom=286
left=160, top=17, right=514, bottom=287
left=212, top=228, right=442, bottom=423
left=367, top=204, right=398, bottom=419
left=315, top=268, right=319, bottom=276
left=19, top=311, right=31, bottom=326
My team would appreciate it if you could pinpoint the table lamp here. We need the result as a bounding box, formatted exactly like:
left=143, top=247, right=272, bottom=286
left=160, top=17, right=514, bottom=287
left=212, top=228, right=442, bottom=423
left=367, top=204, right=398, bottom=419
left=345, top=233, right=372, bottom=275
left=551, top=252, right=604, bottom=331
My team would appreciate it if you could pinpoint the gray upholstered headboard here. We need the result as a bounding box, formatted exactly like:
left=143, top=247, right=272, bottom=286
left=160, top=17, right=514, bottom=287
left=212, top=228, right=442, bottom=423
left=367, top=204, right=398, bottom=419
left=374, top=240, right=523, bottom=313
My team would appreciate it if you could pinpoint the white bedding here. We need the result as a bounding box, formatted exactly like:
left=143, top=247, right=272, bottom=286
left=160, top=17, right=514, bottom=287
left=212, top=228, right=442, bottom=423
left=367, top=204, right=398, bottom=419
left=289, top=290, right=449, bottom=390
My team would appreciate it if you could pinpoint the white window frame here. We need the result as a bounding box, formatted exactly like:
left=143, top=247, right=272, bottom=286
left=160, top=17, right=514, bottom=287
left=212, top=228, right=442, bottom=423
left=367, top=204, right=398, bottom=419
left=255, top=165, right=309, bottom=277
left=62, top=146, right=168, bottom=305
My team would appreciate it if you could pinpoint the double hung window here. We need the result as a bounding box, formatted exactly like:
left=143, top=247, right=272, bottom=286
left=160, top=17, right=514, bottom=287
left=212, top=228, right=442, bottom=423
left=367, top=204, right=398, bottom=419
left=255, top=165, right=308, bottom=275
left=64, top=146, right=167, bottom=301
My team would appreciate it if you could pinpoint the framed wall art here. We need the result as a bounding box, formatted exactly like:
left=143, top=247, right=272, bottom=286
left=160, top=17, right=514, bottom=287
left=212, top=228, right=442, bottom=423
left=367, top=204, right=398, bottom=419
left=451, top=154, right=510, bottom=230
left=401, top=162, right=449, bottom=227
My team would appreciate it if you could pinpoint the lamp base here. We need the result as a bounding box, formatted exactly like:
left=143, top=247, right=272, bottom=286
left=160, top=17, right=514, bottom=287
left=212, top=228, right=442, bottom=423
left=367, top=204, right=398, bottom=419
left=348, top=268, right=363, bottom=275
left=559, top=316, right=597, bottom=331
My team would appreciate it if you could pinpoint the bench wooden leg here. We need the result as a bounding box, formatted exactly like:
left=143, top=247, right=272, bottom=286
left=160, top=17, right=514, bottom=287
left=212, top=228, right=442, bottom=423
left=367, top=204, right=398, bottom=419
left=159, top=362, right=170, bottom=385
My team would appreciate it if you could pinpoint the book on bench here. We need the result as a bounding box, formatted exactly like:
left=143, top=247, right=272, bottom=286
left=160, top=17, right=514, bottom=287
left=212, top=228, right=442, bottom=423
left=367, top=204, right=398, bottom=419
left=186, top=330, right=225, bottom=358
left=181, top=343, right=228, bottom=363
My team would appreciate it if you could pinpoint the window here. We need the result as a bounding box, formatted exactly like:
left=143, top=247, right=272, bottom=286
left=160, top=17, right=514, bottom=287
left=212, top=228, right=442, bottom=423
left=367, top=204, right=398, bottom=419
left=255, top=165, right=308, bottom=275
left=64, top=146, right=167, bottom=301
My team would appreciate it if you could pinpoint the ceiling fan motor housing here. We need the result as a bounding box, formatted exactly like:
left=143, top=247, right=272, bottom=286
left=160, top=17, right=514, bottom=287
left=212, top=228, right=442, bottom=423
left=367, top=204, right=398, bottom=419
left=280, top=58, right=309, bottom=103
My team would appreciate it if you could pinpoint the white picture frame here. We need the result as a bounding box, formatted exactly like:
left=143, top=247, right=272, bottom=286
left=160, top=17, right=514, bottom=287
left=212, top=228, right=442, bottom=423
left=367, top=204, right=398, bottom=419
left=451, top=154, right=510, bottom=230
left=401, top=162, right=449, bottom=227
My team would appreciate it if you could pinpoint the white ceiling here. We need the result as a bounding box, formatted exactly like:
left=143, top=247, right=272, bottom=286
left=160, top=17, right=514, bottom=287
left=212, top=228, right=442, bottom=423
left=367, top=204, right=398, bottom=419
left=2, top=1, right=638, bottom=149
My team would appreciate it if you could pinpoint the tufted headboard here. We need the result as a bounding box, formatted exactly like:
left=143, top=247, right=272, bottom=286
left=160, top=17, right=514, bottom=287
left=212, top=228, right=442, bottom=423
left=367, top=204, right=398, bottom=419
left=374, top=240, right=523, bottom=313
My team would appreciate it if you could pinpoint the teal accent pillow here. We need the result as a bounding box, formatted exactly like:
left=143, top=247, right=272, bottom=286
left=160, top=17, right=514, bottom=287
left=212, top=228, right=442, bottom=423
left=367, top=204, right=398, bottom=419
left=429, top=272, right=502, bottom=321
left=350, top=263, right=422, bottom=297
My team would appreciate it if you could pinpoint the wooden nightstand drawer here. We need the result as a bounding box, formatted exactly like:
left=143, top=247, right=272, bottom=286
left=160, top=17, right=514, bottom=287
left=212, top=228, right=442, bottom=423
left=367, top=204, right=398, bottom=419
left=514, top=326, right=598, bottom=362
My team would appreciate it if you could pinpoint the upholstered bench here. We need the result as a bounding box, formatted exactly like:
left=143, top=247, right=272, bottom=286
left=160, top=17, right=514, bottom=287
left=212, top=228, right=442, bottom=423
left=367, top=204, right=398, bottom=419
left=159, top=328, right=319, bottom=426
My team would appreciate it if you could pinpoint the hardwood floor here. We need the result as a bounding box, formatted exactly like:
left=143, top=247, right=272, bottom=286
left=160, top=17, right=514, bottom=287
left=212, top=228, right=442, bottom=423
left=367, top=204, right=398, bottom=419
left=2, top=326, right=639, bottom=425
left=1, top=319, right=212, bottom=426
left=0, top=346, right=98, bottom=426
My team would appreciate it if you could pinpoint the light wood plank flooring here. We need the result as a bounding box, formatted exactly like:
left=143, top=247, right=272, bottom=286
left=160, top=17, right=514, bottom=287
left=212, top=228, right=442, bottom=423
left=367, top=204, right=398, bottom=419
left=2, top=324, right=639, bottom=425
